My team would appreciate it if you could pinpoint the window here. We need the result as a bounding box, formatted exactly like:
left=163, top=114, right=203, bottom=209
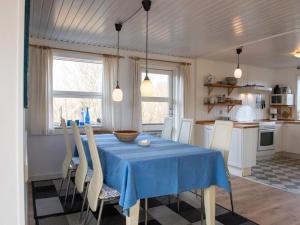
left=52, top=54, right=103, bottom=127
left=141, top=69, right=173, bottom=126
left=297, top=76, right=300, bottom=119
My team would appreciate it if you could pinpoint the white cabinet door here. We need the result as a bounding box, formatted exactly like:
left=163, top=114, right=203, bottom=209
left=228, top=128, right=242, bottom=168
left=282, top=124, right=300, bottom=154
left=274, top=124, right=282, bottom=152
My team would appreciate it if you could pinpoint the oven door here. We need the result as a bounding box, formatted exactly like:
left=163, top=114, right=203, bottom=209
left=258, top=128, right=275, bottom=151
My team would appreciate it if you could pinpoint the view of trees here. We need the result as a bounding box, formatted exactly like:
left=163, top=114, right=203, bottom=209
left=52, top=60, right=171, bottom=127
left=53, top=59, right=102, bottom=126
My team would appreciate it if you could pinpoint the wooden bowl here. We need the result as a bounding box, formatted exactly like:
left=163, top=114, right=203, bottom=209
left=113, top=130, right=139, bottom=142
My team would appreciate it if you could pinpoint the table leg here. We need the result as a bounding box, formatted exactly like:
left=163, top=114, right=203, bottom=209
left=126, top=200, right=140, bottom=225
left=204, top=186, right=216, bottom=225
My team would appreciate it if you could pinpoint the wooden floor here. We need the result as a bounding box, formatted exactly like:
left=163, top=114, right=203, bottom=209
left=27, top=177, right=300, bottom=225
left=217, top=176, right=300, bottom=225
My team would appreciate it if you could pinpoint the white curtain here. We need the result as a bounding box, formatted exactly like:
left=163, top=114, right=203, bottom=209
left=173, top=64, right=192, bottom=138
left=130, top=58, right=142, bottom=131
left=102, top=56, right=121, bottom=130
left=182, top=64, right=192, bottom=117
left=28, top=46, right=53, bottom=135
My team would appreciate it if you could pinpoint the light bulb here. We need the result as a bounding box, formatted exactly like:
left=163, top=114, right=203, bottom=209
left=234, top=68, right=242, bottom=78
left=112, top=87, right=123, bottom=102
left=140, top=79, right=153, bottom=96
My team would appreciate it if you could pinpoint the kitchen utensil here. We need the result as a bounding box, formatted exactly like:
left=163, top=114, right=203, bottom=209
left=225, top=77, right=238, bottom=85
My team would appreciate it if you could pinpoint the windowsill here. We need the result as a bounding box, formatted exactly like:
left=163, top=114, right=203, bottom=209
left=52, top=125, right=103, bottom=135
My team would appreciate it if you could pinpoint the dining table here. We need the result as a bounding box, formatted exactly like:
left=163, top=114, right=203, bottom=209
left=77, top=133, right=230, bottom=225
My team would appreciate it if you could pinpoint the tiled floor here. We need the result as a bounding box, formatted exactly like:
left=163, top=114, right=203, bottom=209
left=245, top=156, right=300, bottom=194
left=30, top=179, right=257, bottom=225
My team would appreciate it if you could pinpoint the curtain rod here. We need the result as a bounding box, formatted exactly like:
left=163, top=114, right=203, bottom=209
left=129, top=56, right=191, bottom=65
left=29, top=44, right=124, bottom=59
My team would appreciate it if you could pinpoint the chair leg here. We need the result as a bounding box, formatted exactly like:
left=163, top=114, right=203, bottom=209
left=201, top=189, right=204, bottom=225
left=83, top=207, right=90, bottom=225
left=229, top=190, right=234, bottom=214
left=64, top=170, right=72, bottom=208
left=96, top=200, right=104, bottom=225
left=229, top=180, right=234, bottom=215
left=58, top=178, right=64, bottom=196
left=177, top=194, right=180, bottom=212
left=79, top=183, right=89, bottom=224
left=70, top=186, right=76, bottom=209
left=145, top=198, right=148, bottom=225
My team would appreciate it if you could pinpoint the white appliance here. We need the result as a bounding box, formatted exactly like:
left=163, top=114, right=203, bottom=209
left=257, top=121, right=276, bottom=152
left=235, top=105, right=256, bottom=122
left=270, top=94, right=294, bottom=106
left=269, top=107, right=278, bottom=120
left=238, top=85, right=272, bottom=94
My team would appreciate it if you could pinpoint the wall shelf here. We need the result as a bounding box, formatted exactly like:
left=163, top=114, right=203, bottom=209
left=204, top=83, right=241, bottom=96
left=204, top=102, right=242, bottom=113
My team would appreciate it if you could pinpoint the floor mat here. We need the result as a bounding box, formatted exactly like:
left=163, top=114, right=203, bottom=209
left=31, top=179, right=259, bottom=225
left=245, top=156, right=300, bottom=194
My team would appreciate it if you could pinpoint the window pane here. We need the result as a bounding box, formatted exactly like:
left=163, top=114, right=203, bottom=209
left=53, top=59, right=103, bottom=92
left=141, top=72, right=169, bottom=97
left=298, top=77, right=300, bottom=119
left=53, top=97, right=102, bottom=127
left=142, top=102, right=169, bottom=124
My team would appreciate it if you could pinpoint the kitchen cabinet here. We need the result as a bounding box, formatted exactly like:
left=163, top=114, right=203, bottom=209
left=195, top=124, right=258, bottom=177
left=281, top=124, right=300, bottom=154
left=274, top=124, right=282, bottom=152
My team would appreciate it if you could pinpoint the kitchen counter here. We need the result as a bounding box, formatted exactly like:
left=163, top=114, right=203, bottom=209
left=195, top=120, right=259, bottom=128
left=195, top=119, right=300, bottom=128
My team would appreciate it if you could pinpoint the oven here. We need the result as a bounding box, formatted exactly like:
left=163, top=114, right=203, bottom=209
left=258, top=122, right=276, bottom=151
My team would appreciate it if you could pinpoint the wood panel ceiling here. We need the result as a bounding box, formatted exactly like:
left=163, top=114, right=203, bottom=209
left=30, top=0, right=300, bottom=68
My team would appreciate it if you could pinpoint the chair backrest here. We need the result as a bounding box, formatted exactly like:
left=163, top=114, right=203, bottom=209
left=61, top=118, right=73, bottom=178
left=210, top=120, right=234, bottom=168
left=85, top=125, right=104, bottom=212
left=72, top=122, right=88, bottom=193
left=177, top=118, right=193, bottom=144
left=161, top=117, right=173, bottom=140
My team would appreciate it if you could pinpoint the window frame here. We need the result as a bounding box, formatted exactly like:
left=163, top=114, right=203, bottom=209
left=140, top=67, right=174, bottom=127
left=297, top=75, right=300, bottom=119
left=52, top=51, right=103, bottom=128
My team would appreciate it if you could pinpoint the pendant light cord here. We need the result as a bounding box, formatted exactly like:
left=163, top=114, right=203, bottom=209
left=237, top=53, right=240, bottom=68
left=145, top=10, right=149, bottom=79
left=117, top=29, right=120, bottom=87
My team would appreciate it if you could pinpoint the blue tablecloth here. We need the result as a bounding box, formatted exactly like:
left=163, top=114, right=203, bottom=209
left=77, top=133, right=230, bottom=210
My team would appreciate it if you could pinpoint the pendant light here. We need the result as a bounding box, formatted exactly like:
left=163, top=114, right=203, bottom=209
left=112, top=23, right=123, bottom=102
left=234, top=47, right=243, bottom=79
left=140, top=0, right=153, bottom=96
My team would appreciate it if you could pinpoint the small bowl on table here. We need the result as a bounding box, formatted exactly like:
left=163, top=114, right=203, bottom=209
left=113, top=130, right=139, bottom=142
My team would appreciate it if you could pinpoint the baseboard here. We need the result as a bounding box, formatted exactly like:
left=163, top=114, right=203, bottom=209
left=29, top=172, right=62, bottom=181
left=277, top=151, right=300, bottom=159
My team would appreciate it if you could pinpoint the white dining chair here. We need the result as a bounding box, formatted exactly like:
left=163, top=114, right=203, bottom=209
left=70, top=122, right=93, bottom=222
left=210, top=120, right=234, bottom=213
left=59, top=118, right=80, bottom=207
left=161, top=117, right=173, bottom=140
left=83, top=125, right=120, bottom=225
left=177, top=118, right=193, bottom=144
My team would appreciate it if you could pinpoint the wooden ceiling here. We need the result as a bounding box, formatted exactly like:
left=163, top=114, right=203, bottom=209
left=30, top=0, right=300, bottom=68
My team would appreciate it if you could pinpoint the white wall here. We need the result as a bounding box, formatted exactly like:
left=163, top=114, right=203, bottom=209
left=0, top=1, right=25, bottom=225
left=195, top=58, right=278, bottom=121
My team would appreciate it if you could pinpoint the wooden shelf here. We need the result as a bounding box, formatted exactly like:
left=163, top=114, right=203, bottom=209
left=204, top=102, right=242, bottom=113
left=204, top=83, right=241, bottom=96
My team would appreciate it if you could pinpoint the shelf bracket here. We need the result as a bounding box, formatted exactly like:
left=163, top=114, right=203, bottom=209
left=208, top=105, right=214, bottom=113
left=227, top=105, right=234, bottom=113
left=208, top=87, right=213, bottom=96
left=228, top=87, right=234, bottom=96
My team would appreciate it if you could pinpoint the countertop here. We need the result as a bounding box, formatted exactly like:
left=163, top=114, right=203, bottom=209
left=195, top=119, right=300, bottom=128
